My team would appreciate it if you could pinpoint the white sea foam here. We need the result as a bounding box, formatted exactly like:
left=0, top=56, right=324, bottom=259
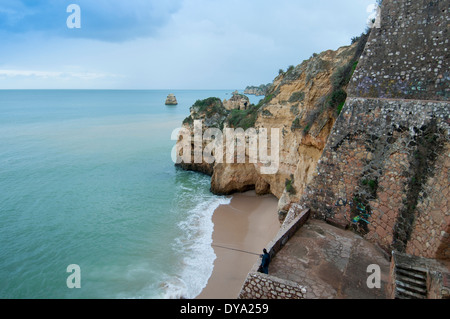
left=163, top=195, right=231, bottom=299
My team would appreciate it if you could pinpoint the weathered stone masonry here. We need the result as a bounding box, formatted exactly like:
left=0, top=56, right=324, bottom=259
left=238, top=273, right=307, bottom=299
left=350, top=0, right=449, bottom=101
left=299, top=0, right=450, bottom=260
left=299, top=98, right=449, bottom=259
left=239, top=0, right=449, bottom=299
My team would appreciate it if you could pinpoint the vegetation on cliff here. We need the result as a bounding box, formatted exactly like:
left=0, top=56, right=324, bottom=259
left=226, top=105, right=260, bottom=130
left=183, top=30, right=369, bottom=137
left=244, top=84, right=271, bottom=96
left=183, top=97, right=228, bottom=128
left=183, top=95, right=273, bottom=131
left=179, top=31, right=373, bottom=219
left=302, top=31, right=370, bottom=134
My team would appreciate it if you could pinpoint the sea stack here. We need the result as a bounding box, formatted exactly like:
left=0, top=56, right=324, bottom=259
left=222, top=91, right=250, bottom=111
left=165, top=94, right=178, bottom=105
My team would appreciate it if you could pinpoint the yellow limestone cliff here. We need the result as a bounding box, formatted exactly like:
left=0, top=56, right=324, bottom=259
left=177, top=40, right=364, bottom=220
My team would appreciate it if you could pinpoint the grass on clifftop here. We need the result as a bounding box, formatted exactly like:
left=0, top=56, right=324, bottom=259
left=183, top=97, right=263, bottom=131
left=183, top=97, right=227, bottom=125
left=192, top=97, right=225, bottom=117
left=226, top=104, right=260, bottom=130
left=225, top=94, right=276, bottom=130
left=185, top=31, right=370, bottom=133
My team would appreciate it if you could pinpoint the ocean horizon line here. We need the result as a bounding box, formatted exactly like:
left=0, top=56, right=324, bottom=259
left=0, top=88, right=244, bottom=92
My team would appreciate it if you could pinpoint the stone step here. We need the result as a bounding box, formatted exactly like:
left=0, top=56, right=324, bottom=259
left=396, top=267, right=427, bottom=281
left=396, top=273, right=427, bottom=288
left=395, top=280, right=427, bottom=295
left=396, top=264, right=428, bottom=275
left=395, top=287, right=427, bottom=299
left=395, top=293, right=410, bottom=299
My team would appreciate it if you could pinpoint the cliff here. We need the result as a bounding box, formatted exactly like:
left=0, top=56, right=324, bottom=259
left=236, top=0, right=449, bottom=300
left=223, top=91, right=251, bottom=111
left=297, top=0, right=449, bottom=260
left=176, top=36, right=368, bottom=220
left=244, top=84, right=271, bottom=96
left=176, top=0, right=449, bottom=299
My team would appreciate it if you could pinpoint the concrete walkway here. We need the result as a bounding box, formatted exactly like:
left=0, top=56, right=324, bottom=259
left=269, top=219, right=391, bottom=299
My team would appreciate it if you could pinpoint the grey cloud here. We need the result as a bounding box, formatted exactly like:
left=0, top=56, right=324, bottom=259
left=0, top=0, right=183, bottom=42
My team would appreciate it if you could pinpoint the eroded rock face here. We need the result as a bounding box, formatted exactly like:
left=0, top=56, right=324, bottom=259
left=223, top=91, right=250, bottom=111
left=244, top=84, right=270, bottom=96
left=175, top=98, right=226, bottom=176
left=176, top=42, right=360, bottom=220
left=251, top=44, right=360, bottom=215
left=298, top=0, right=450, bottom=259
left=210, top=163, right=259, bottom=195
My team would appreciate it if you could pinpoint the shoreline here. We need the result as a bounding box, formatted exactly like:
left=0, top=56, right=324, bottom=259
left=196, top=190, right=280, bottom=299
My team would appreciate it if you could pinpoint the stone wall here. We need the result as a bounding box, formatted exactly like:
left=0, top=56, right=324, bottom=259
left=405, top=142, right=450, bottom=259
left=238, top=272, right=307, bottom=299
left=348, top=0, right=449, bottom=101
left=297, top=0, right=450, bottom=260
left=268, top=207, right=310, bottom=257
left=298, top=97, right=450, bottom=258
left=239, top=208, right=310, bottom=299
left=239, top=0, right=449, bottom=299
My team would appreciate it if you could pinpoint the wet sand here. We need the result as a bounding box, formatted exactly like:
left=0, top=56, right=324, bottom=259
left=196, top=190, right=280, bottom=299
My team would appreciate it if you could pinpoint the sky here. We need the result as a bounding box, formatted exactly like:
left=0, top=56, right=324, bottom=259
left=0, top=0, right=377, bottom=89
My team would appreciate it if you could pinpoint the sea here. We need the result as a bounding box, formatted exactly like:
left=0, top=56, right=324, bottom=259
left=0, top=89, right=263, bottom=299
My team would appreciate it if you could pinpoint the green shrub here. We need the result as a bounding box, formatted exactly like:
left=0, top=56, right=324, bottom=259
left=303, top=123, right=311, bottom=134
left=262, top=109, right=273, bottom=117
left=332, top=65, right=353, bottom=90
left=337, top=101, right=346, bottom=115
left=193, top=97, right=221, bottom=110
left=256, top=94, right=274, bottom=108
left=183, top=116, right=193, bottom=125
left=285, top=176, right=296, bottom=195
left=351, top=36, right=361, bottom=44
left=329, top=89, right=348, bottom=109
left=226, top=104, right=260, bottom=130
left=352, top=61, right=358, bottom=74
left=192, top=97, right=226, bottom=118
left=290, top=104, right=300, bottom=116
left=361, top=178, right=378, bottom=197
left=289, top=91, right=305, bottom=103
left=302, top=107, right=320, bottom=134
left=291, top=117, right=301, bottom=130
left=325, top=32, right=369, bottom=116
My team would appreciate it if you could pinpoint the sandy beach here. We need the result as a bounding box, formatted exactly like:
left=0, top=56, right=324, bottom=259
left=196, top=190, right=280, bottom=299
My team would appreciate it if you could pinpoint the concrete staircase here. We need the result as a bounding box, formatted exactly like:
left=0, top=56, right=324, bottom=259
left=394, top=265, right=428, bottom=299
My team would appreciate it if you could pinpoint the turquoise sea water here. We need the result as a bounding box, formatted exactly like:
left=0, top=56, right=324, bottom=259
left=0, top=90, right=262, bottom=299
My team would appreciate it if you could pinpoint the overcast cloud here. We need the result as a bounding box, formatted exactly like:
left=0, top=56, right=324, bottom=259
left=0, top=0, right=376, bottom=89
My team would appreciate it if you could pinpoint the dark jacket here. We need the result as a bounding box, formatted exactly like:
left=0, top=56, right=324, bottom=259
left=260, top=253, right=271, bottom=274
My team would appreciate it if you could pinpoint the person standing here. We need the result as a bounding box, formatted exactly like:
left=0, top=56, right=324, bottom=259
left=260, top=249, right=271, bottom=274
